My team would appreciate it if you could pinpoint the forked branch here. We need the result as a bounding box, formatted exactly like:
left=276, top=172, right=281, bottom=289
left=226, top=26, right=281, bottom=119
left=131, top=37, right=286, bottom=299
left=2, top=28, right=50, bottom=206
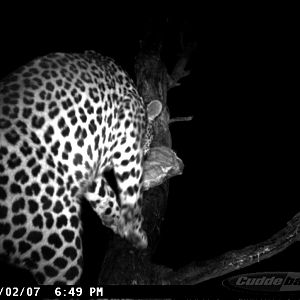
left=168, top=32, right=197, bottom=90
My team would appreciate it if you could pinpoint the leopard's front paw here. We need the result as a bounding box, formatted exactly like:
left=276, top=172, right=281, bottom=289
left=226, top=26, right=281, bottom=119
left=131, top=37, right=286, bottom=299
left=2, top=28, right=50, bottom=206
left=117, top=207, right=148, bottom=249
left=120, top=223, right=148, bottom=249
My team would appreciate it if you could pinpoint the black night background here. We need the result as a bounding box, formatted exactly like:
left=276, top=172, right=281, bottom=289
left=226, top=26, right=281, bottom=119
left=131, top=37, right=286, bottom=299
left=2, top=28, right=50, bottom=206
left=0, top=5, right=298, bottom=298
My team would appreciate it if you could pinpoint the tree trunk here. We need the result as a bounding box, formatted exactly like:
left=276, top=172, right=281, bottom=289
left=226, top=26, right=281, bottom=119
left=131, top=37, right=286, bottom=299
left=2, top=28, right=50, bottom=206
left=98, top=38, right=174, bottom=286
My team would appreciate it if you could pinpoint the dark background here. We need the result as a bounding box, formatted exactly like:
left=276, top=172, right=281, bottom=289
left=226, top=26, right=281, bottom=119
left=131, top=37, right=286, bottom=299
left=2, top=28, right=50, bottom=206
left=0, top=5, right=298, bottom=297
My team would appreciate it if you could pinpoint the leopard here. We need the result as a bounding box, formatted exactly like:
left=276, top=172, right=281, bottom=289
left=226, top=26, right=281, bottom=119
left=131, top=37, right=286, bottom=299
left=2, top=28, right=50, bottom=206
left=0, top=50, right=149, bottom=285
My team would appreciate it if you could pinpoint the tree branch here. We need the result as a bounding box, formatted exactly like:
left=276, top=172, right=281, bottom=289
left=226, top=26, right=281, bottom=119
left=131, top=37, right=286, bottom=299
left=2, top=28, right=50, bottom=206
left=161, top=211, right=300, bottom=285
left=167, top=32, right=197, bottom=90
left=169, top=116, right=193, bottom=124
left=167, top=58, right=191, bottom=89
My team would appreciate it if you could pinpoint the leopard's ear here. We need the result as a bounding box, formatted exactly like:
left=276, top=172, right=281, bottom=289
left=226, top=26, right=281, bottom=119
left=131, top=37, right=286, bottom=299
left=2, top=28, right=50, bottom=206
left=147, top=100, right=162, bottom=122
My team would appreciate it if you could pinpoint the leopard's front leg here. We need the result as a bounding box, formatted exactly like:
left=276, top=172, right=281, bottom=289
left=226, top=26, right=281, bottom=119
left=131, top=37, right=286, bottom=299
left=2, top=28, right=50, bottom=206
left=84, top=172, right=147, bottom=249
left=84, top=176, right=121, bottom=236
left=111, top=134, right=148, bottom=249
